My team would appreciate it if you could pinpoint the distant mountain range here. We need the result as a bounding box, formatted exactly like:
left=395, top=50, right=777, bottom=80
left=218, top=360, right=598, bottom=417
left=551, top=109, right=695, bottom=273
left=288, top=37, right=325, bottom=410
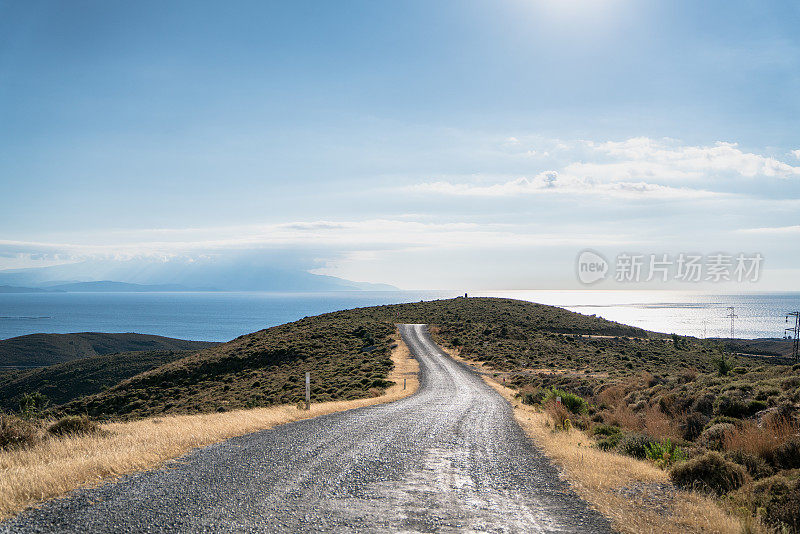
left=0, top=259, right=398, bottom=292
left=0, top=285, right=54, bottom=293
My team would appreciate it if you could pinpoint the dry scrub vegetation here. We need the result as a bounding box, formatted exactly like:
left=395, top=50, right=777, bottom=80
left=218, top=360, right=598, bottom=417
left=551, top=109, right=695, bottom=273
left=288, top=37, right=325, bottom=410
left=485, top=372, right=750, bottom=534
left=441, top=346, right=753, bottom=534
left=0, top=334, right=418, bottom=521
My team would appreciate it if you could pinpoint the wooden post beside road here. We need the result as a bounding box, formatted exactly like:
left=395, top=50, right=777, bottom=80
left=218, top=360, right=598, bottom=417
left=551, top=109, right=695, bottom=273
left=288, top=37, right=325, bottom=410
left=305, top=372, right=311, bottom=410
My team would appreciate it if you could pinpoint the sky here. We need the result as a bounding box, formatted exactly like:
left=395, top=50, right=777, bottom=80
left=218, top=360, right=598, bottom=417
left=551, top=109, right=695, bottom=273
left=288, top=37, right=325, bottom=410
left=1, top=0, right=799, bottom=290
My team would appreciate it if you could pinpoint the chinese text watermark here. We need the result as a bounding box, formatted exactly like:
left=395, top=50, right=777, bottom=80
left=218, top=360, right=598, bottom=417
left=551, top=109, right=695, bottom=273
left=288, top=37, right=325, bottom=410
left=576, top=250, right=763, bottom=285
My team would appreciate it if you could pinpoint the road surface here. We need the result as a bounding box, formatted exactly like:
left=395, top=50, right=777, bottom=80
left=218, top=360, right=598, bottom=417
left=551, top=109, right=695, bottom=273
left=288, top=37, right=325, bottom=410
left=1, top=324, right=612, bottom=533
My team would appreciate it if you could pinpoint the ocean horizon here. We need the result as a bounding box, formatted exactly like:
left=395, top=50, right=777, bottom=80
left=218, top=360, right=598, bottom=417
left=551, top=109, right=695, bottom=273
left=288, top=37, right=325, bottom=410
left=1, top=290, right=798, bottom=342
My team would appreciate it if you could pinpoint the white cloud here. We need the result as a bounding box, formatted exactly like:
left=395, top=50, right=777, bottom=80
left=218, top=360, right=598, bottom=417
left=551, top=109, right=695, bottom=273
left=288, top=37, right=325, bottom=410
left=585, top=137, right=800, bottom=179
left=738, top=225, right=800, bottom=235
left=792, top=149, right=800, bottom=160
left=405, top=171, right=723, bottom=199
left=404, top=136, right=800, bottom=201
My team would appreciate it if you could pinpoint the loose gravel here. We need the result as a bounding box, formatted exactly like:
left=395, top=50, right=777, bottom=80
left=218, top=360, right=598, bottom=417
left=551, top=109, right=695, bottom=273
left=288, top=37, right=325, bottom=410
left=1, top=324, right=612, bottom=533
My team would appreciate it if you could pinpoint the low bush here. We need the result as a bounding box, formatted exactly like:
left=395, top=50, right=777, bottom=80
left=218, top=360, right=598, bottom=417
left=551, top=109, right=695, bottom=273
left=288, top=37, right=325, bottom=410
left=724, top=450, right=774, bottom=480
left=716, top=395, right=761, bottom=418
left=520, top=388, right=545, bottom=406
left=542, top=388, right=587, bottom=415
left=617, top=432, right=656, bottom=460
left=47, top=415, right=102, bottom=437
left=680, top=412, right=705, bottom=441
left=0, top=413, right=42, bottom=450
left=748, top=475, right=800, bottom=532
left=707, top=415, right=740, bottom=427
left=772, top=437, right=800, bottom=469
left=698, top=423, right=735, bottom=451
left=596, top=433, right=621, bottom=451
left=669, top=451, right=749, bottom=495
left=591, top=423, right=621, bottom=437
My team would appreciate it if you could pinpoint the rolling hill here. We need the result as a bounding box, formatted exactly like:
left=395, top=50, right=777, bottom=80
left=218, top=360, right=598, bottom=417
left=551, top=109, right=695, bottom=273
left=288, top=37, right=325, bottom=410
left=0, top=332, right=218, bottom=368
left=0, top=349, right=194, bottom=411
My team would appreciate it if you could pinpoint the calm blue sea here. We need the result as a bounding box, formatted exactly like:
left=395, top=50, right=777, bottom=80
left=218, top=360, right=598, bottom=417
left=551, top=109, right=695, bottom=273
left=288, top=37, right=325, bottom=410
left=1, top=290, right=799, bottom=342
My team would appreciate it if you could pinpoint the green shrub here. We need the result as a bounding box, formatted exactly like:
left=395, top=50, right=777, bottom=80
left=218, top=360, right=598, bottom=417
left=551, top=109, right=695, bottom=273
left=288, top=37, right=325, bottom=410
left=521, top=389, right=545, bottom=406
left=18, top=392, right=50, bottom=419
left=772, top=437, right=800, bottom=470
left=0, top=413, right=42, bottom=450
left=715, top=395, right=759, bottom=418
left=542, top=388, right=587, bottom=415
left=47, top=415, right=102, bottom=437
left=724, top=450, right=774, bottom=480
left=713, top=353, right=732, bottom=376
left=692, top=394, right=715, bottom=415
left=596, top=433, right=622, bottom=451
left=617, top=433, right=656, bottom=460
left=669, top=451, right=749, bottom=495
left=698, top=423, right=735, bottom=451
left=591, top=423, right=621, bottom=437
left=645, top=438, right=688, bottom=468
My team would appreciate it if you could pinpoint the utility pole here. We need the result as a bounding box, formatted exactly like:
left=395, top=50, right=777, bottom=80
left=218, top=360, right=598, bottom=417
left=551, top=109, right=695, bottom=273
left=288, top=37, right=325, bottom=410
left=726, top=307, right=737, bottom=339
left=786, top=312, right=800, bottom=362
left=305, top=372, right=311, bottom=410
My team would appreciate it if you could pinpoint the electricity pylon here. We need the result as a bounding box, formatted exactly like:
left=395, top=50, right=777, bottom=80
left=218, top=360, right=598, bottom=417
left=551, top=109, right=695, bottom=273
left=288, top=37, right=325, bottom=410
left=786, top=312, right=800, bottom=362
left=726, top=307, right=737, bottom=339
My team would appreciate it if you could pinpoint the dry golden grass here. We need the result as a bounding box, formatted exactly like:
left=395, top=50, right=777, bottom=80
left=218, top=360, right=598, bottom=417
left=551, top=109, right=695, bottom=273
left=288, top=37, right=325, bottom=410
left=723, top=415, right=798, bottom=458
left=0, top=330, right=418, bottom=521
left=442, top=348, right=751, bottom=534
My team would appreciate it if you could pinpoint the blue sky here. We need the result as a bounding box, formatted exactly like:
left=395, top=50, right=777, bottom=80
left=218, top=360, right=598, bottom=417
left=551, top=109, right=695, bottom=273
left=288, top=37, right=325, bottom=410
left=1, top=0, right=799, bottom=289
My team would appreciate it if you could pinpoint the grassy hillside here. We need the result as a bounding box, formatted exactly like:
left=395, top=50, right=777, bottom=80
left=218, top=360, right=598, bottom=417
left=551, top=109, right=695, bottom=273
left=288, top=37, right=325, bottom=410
left=58, top=298, right=646, bottom=419
left=0, top=349, right=194, bottom=411
left=0, top=332, right=217, bottom=368
left=61, top=314, right=397, bottom=419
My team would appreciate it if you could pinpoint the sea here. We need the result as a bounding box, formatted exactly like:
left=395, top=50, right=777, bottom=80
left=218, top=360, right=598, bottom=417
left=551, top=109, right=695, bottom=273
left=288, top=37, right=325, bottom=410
left=0, top=290, right=798, bottom=342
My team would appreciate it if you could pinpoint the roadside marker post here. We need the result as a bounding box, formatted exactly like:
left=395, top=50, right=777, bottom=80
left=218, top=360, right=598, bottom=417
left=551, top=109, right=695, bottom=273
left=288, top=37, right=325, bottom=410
left=556, top=396, right=562, bottom=405
left=403, top=378, right=406, bottom=390
left=305, top=372, right=310, bottom=410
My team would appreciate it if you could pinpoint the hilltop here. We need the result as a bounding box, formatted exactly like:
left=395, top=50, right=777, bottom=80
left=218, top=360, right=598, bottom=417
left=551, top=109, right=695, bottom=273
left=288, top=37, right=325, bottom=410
left=0, top=332, right=217, bottom=368
left=56, top=298, right=646, bottom=418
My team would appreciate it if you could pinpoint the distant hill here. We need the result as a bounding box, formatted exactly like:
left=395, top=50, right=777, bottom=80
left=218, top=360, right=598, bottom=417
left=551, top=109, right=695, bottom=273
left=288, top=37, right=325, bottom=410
left=60, top=298, right=648, bottom=419
left=0, top=332, right=218, bottom=368
left=717, top=337, right=795, bottom=358
left=0, top=285, right=56, bottom=293
left=0, top=349, right=193, bottom=411
left=46, top=281, right=209, bottom=292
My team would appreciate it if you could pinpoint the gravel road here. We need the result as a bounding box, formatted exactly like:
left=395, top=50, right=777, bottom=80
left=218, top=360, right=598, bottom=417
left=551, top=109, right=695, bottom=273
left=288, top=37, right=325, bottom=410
left=1, top=324, right=612, bottom=533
